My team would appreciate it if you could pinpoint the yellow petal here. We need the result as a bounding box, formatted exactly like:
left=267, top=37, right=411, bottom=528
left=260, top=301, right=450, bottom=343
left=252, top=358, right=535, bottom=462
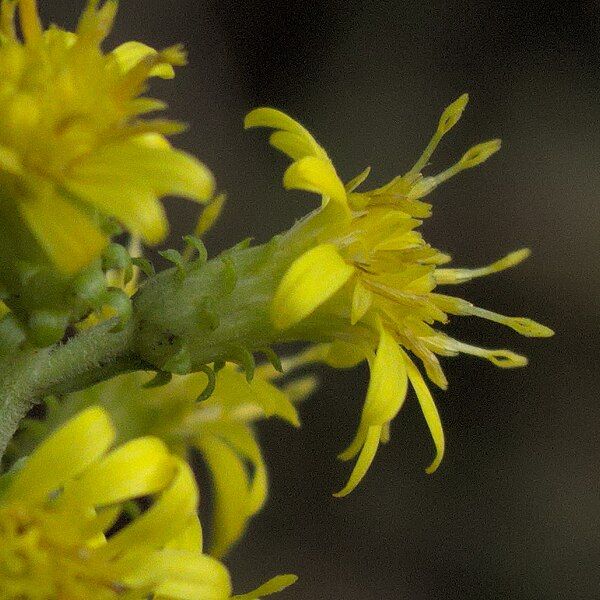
left=248, top=374, right=300, bottom=426
left=325, top=339, right=370, bottom=369
left=334, top=425, right=382, bottom=497
left=197, top=435, right=252, bottom=558
left=351, top=280, right=373, bottom=324
left=100, top=459, right=198, bottom=559
left=269, top=130, right=318, bottom=161
left=193, top=193, right=226, bottom=238
left=165, top=516, right=204, bottom=552
left=360, top=328, right=408, bottom=427
left=338, top=422, right=369, bottom=462
left=210, top=365, right=300, bottom=426
left=65, top=180, right=168, bottom=244
left=281, top=375, right=319, bottom=403
left=19, top=189, right=107, bottom=274
left=112, top=41, right=176, bottom=79
left=402, top=350, right=445, bottom=474
left=283, top=156, right=347, bottom=206
left=272, top=244, right=354, bottom=330
left=244, top=107, right=328, bottom=160
left=6, top=407, right=115, bottom=504
left=63, top=437, right=174, bottom=508
left=70, top=143, right=214, bottom=202
left=18, top=0, right=42, bottom=44
left=345, top=166, right=371, bottom=192
left=232, top=574, right=298, bottom=600
left=132, top=550, right=232, bottom=599
left=217, top=426, right=268, bottom=516
left=337, top=329, right=408, bottom=492
left=65, top=143, right=214, bottom=244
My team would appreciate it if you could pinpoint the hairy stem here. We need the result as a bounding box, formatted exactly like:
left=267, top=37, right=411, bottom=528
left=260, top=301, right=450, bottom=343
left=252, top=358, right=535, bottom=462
left=0, top=319, right=137, bottom=461
left=0, top=208, right=340, bottom=462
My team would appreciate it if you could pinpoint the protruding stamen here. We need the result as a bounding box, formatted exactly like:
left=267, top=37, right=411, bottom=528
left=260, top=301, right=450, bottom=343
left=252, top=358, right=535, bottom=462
left=432, top=294, right=554, bottom=337
left=459, top=139, right=502, bottom=168
left=427, top=336, right=528, bottom=368
left=408, top=139, right=501, bottom=200
left=407, top=93, right=469, bottom=176
left=466, top=307, right=554, bottom=337
left=434, top=248, right=531, bottom=285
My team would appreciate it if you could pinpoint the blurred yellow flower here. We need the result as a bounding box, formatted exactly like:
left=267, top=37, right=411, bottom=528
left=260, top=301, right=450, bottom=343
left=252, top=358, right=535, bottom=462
left=0, top=406, right=232, bottom=599
left=246, top=98, right=553, bottom=496
left=0, top=0, right=213, bottom=276
left=13, top=357, right=316, bottom=559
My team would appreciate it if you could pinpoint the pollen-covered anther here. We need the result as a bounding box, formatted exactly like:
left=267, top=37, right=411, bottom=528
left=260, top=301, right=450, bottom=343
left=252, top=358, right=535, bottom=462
left=438, top=93, right=470, bottom=134
left=459, top=139, right=502, bottom=168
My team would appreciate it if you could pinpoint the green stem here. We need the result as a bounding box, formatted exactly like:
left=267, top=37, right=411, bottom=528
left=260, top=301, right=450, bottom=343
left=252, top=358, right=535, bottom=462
left=0, top=208, right=342, bottom=462
left=0, top=319, right=137, bottom=461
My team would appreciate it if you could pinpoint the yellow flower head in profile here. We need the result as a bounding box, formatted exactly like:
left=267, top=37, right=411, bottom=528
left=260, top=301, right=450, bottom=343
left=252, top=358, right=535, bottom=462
left=0, top=406, right=233, bottom=599
left=245, top=97, right=554, bottom=496
left=0, top=0, right=213, bottom=276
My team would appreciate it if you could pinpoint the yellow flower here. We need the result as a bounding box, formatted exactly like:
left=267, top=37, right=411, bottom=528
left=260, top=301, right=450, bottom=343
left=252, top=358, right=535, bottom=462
left=12, top=355, right=316, bottom=561
left=245, top=98, right=554, bottom=496
left=0, top=406, right=233, bottom=599
left=0, top=0, right=213, bottom=276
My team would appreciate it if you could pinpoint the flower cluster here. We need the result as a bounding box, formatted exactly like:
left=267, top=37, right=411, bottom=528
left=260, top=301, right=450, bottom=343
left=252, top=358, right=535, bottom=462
left=14, top=358, right=316, bottom=560
left=0, top=1, right=553, bottom=598
left=0, top=406, right=232, bottom=599
left=0, top=0, right=212, bottom=345
left=245, top=99, right=552, bottom=495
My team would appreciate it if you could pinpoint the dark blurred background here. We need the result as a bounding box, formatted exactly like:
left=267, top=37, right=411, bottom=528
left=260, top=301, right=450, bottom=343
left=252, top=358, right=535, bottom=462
left=49, top=1, right=599, bottom=598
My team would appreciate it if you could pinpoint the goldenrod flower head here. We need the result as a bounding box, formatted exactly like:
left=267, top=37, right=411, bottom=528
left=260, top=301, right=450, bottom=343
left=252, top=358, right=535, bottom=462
left=0, top=0, right=214, bottom=344
left=0, top=406, right=233, bottom=599
left=0, top=0, right=213, bottom=271
left=246, top=98, right=553, bottom=496
left=12, top=355, right=314, bottom=567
